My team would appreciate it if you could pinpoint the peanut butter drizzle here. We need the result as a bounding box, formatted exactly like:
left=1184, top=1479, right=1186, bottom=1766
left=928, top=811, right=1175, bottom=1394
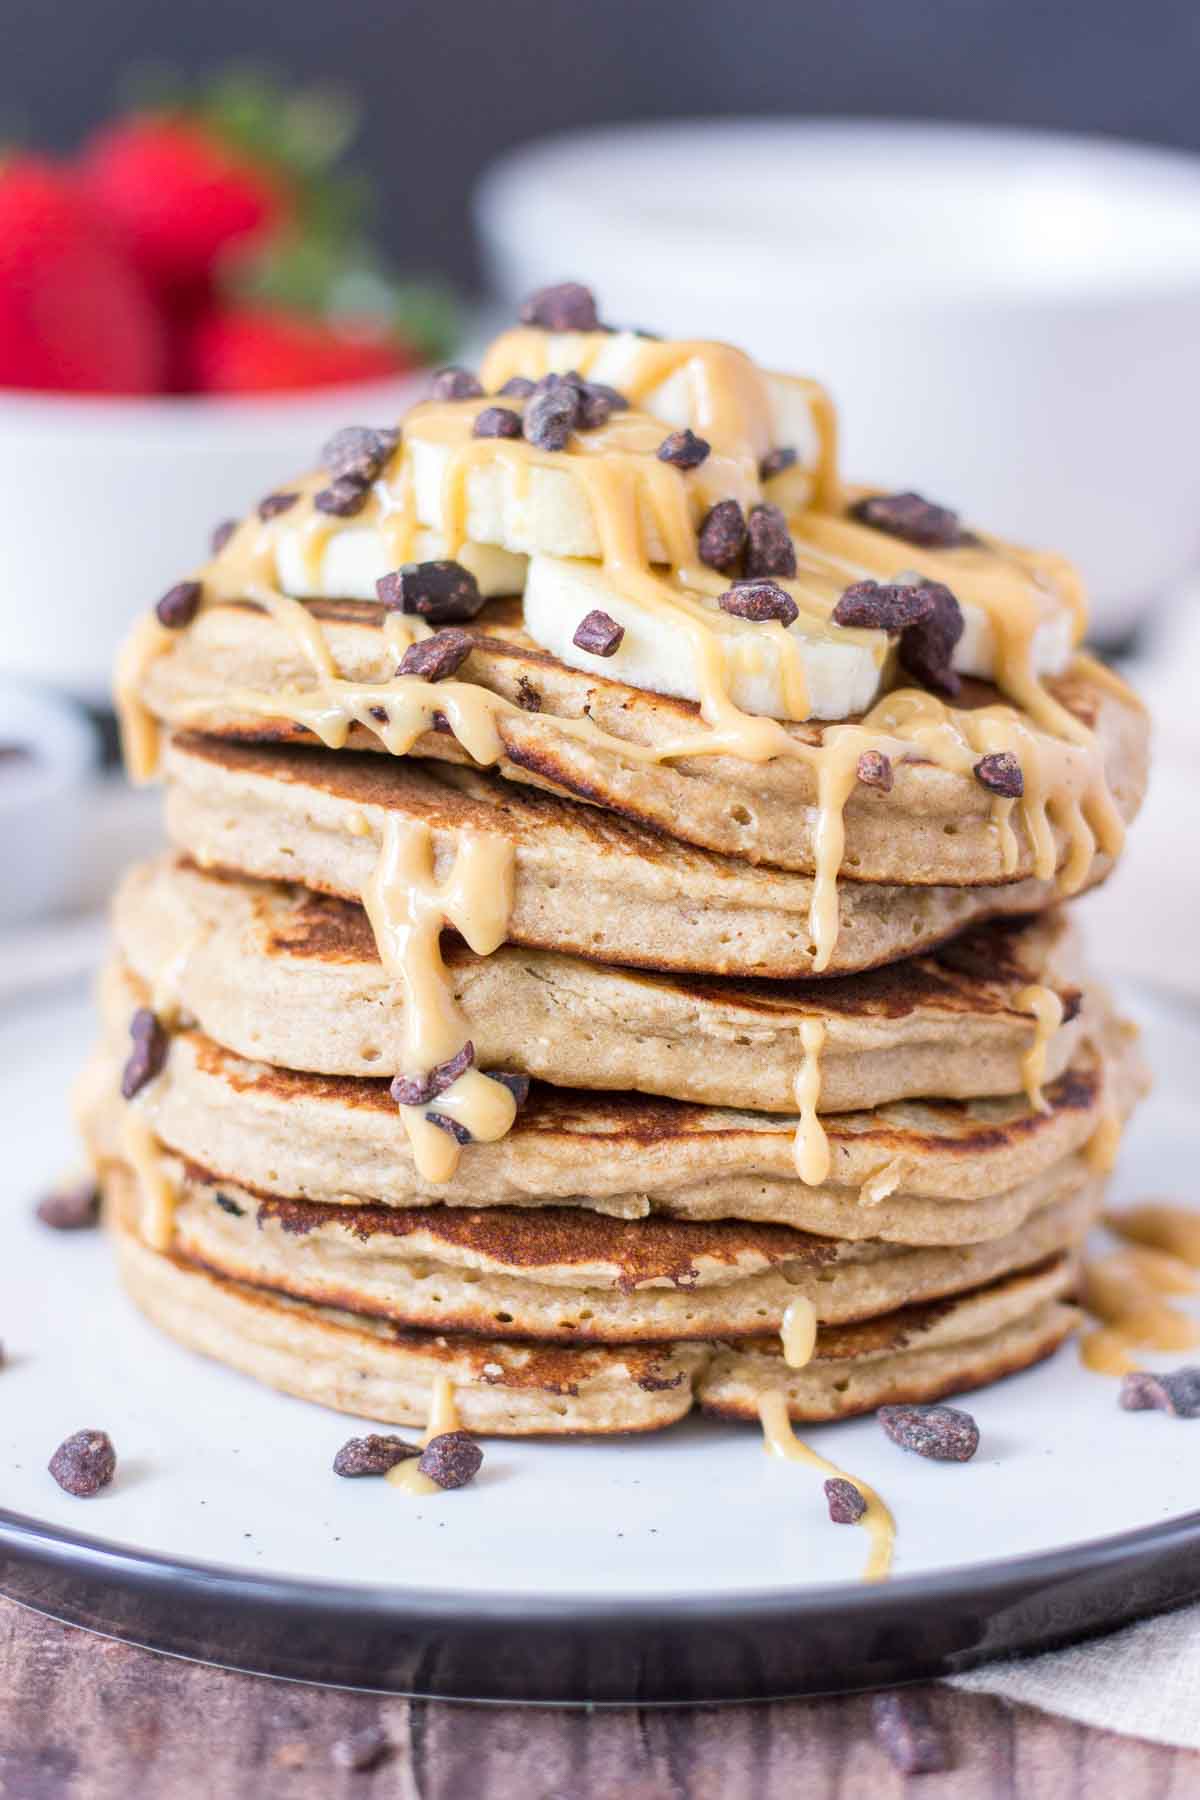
left=1085, top=1113, right=1123, bottom=1175
left=1107, top=1202, right=1200, bottom=1268
left=361, top=814, right=516, bottom=1183
left=116, top=326, right=1125, bottom=985
left=1080, top=1246, right=1200, bottom=1376
left=119, top=1108, right=177, bottom=1252
left=385, top=1373, right=464, bottom=1498
left=757, top=1392, right=895, bottom=1582
left=793, top=1019, right=830, bottom=1184
left=780, top=1296, right=818, bottom=1369
left=1014, top=983, right=1065, bottom=1112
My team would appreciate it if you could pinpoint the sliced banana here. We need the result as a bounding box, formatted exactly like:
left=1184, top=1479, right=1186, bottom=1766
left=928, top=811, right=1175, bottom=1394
left=275, top=524, right=527, bottom=603
left=522, top=554, right=888, bottom=722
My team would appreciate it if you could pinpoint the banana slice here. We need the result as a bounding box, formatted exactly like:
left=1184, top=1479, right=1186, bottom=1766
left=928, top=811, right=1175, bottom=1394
left=522, top=554, right=888, bottom=722
left=275, top=525, right=527, bottom=603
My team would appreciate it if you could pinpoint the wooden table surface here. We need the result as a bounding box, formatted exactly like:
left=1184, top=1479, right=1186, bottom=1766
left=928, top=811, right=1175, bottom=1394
left=2, top=1596, right=1198, bottom=1799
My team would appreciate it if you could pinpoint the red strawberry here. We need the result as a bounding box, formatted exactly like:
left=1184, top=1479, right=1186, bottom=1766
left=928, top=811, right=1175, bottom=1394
left=185, top=303, right=414, bottom=395
left=0, top=156, right=166, bottom=393
left=82, top=115, right=288, bottom=299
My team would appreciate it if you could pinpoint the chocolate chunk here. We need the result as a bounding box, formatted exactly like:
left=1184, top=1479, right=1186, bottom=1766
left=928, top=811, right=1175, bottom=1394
left=497, top=375, right=536, bottom=399
left=48, top=1430, right=116, bottom=1498
left=430, top=366, right=484, bottom=401
left=698, top=499, right=748, bottom=572
left=425, top=1112, right=472, bottom=1144
left=824, top=1477, right=867, bottom=1523
left=210, top=518, right=237, bottom=555
left=395, top=628, right=473, bottom=683
left=376, top=560, right=487, bottom=623
left=515, top=675, right=542, bottom=712
left=832, top=579, right=938, bottom=633
left=718, top=579, right=799, bottom=627
left=418, top=1430, right=484, bottom=1490
left=572, top=609, right=625, bottom=657
left=473, top=405, right=523, bottom=440
left=759, top=446, right=798, bottom=481
left=519, top=282, right=599, bottom=332
left=878, top=1403, right=979, bottom=1462
left=490, top=1071, right=531, bottom=1107
left=657, top=428, right=711, bottom=470
left=974, top=751, right=1024, bottom=798
left=390, top=1042, right=475, bottom=1109
left=36, top=1181, right=100, bottom=1231
left=314, top=475, right=371, bottom=518
left=870, top=1691, right=950, bottom=1775
left=856, top=750, right=894, bottom=793
left=1119, top=1368, right=1200, bottom=1418
left=155, top=580, right=202, bottom=630
left=120, top=1008, right=168, bottom=1100
left=898, top=579, right=964, bottom=696
left=333, top=1434, right=420, bottom=1477
left=257, top=491, right=298, bottom=521
left=745, top=503, right=797, bottom=579
left=524, top=382, right=577, bottom=451
left=214, top=1192, right=245, bottom=1218
left=331, top=1726, right=392, bottom=1773
left=321, top=425, right=398, bottom=483
left=851, top=489, right=967, bottom=549
left=574, top=379, right=628, bottom=429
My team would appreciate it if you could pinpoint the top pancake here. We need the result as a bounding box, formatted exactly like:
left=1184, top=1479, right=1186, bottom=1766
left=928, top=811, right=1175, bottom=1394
left=139, top=597, right=1148, bottom=886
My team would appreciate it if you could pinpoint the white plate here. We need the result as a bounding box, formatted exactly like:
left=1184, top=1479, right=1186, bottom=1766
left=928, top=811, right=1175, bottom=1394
left=2, top=977, right=1199, bottom=1700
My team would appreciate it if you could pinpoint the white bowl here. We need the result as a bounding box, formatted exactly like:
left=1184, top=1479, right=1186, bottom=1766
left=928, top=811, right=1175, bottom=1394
left=0, top=682, right=97, bottom=928
left=0, top=373, right=427, bottom=703
left=477, top=119, right=1200, bottom=640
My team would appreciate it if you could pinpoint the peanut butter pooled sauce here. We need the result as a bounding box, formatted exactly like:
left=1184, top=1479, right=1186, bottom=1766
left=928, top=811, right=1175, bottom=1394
left=385, top=1374, right=465, bottom=1499
left=1080, top=1203, right=1200, bottom=1375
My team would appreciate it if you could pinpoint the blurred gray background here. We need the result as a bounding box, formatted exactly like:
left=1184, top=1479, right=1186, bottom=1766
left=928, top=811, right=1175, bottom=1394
left=6, top=0, right=1198, bottom=287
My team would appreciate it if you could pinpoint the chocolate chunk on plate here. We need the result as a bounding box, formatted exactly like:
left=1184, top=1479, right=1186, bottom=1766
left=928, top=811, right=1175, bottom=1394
left=744, top=503, right=797, bottom=579
left=418, top=1431, right=484, bottom=1490
left=878, top=1403, right=979, bottom=1462
left=824, top=1477, right=867, bottom=1524
left=1120, top=1368, right=1200, bottom=1418
left=320, top=425, right=398, bottom=483
left=656, top=428, right=710, bottom=470
left=314, top=475, right=371, bottom=518
left=48, top=1429, right=116, bottom=1497
left=155, top=580, right=203, bottom=630
left=36, top=1180, right=101, bottom=1230
left=698, top=499, right=747, bottom=572
left=472, top=405, right=523, bottom=440
left=524, top=383, right=578, bottom=452
left=333, top=1434, right=420, bottom=1477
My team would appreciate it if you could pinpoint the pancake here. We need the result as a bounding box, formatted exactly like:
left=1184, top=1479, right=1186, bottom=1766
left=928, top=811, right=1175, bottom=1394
left=160, top=732, right=1109, bottom=982
left=104, top=1152, right=1098, bottom=1343
left=700, top=1256, right=1081, bottom=1423
left=108, top=1189, right=1079, bottom=1432
left=87, top=959, right=1140, bottom=1227
left=114, top=855, right=1089, bottom=1114
left=138, top=596, right=1148, bottom=886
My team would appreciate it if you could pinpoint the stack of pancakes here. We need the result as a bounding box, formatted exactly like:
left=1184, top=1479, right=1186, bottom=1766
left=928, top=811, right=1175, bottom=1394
left=80, top=291, right=1150, bottom=1437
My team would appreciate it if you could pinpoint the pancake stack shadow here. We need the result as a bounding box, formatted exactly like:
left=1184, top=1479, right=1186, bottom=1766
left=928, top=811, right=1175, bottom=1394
left=79, top=304, right=1150, bottom=1439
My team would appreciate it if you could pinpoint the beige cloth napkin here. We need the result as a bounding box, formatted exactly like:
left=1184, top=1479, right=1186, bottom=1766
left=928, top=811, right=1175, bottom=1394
left=948, top=1603, right=1200, bottom=1747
